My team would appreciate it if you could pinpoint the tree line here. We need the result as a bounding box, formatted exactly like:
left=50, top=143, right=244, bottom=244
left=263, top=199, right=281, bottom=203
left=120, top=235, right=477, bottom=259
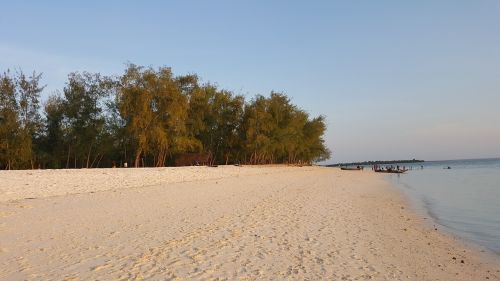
left=0, top=65, right=330, bottom=169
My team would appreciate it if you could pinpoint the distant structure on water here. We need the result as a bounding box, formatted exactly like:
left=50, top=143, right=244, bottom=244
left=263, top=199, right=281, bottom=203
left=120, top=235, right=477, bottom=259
left=327, top=159, right=424, bottom=167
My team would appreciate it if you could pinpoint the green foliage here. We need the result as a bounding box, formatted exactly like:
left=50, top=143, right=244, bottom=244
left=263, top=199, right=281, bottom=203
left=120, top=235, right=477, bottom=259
left=61, top=72, right=112, bottom=168
left=40, top=95, right=66, bottom=168
left=241, top=92, right=330, bottom=164
left=0, top=65, right=331, bottom=169
left=117, top=64, right=195, bottom=167
left=188, top=84, right=245, bottom=164
left=0, top=70, right=44, bottom=169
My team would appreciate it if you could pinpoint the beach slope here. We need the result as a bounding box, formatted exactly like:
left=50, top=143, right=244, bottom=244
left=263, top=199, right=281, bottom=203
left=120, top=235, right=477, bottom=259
left=0, top=166, right=498, bottom=280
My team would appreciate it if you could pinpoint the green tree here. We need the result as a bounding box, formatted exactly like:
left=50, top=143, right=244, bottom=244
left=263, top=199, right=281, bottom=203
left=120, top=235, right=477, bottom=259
left=179, top=74, right=205, bottom=151
left=207, top=89, right=244, bottom=164
left=242, top=95, right=275, bottom=164
left=1, top=65, right=331, bottom=169
left=39, top=94, right=66, bottom=168
left=104, top=84, right=131, bottom=167
left=0, top=71, right=20, bottom=169
left=300, top=115, right=331, bottom=162
left=62, top=72, right=110, bottom=168
left=16, top=71, right=44, bottom=168
left=118, top=65, right=194, bottom=167
left=242, top=92, right=330, bottom=165
left=0, top=70, right=45, bottom=169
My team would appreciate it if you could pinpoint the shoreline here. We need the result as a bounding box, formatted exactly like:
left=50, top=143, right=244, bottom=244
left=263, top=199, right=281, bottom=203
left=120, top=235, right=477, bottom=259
left=381, top=173, right=500, bottom=265
left=1, top=166, right=499, bottom=279
left=382, top=172, right=500, bottom=261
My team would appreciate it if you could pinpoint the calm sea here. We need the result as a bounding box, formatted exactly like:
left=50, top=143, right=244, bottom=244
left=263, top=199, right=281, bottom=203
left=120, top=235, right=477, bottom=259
left=385, top=158, right=500, bottom=255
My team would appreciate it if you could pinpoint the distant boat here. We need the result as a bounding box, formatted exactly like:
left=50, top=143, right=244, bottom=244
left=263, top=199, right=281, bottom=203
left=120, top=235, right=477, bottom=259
left=341, top=167, right=363, bottom=171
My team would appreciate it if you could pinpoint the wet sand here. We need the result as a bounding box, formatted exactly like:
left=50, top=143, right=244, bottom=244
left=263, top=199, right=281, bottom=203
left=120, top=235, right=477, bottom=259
left=0, top=166, right=498, bottom=280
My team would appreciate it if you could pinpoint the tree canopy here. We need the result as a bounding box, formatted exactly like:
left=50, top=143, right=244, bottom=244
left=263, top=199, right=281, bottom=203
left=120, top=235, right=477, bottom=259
left=0, top=65, right=331, bottom=169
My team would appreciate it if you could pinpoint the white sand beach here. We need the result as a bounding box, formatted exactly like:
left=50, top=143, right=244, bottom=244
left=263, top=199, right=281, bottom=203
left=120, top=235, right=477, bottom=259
left=0, top=166, right=498, bottom=280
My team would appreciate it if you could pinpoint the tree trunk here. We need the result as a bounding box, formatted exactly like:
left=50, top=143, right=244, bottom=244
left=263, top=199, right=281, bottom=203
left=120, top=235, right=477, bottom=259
left=163, top=152, right=167, bottom=167
left=90, top=153, right=100, bottom=168
left=250, top=151, right=256, bottom=165
left=155, top=149, right=163, bottom=167
left=96, top=154, right=104, bottom=168
left=86, top=142, right=93, bottom=168
left=66, top=144, right=71, bottom=169
left=134, top=148, right=142, bottom=168
left=124, top=144, right=127, bottom=164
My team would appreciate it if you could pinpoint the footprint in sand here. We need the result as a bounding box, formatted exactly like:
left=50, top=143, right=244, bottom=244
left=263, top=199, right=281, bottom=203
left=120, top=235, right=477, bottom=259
left=91, top=263, right=112, bottom=272
left=0, top=211, right=13, bottom=218
left=18, top=205, right=34, bottom=209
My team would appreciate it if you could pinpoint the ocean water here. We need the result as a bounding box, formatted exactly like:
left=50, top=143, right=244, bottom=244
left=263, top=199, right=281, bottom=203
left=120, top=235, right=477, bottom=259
left=385, top=158, right=500, bottom=255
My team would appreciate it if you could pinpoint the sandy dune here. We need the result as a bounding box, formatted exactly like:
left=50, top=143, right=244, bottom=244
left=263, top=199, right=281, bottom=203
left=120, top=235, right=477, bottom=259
left=0, top=166, right=498, bottom=280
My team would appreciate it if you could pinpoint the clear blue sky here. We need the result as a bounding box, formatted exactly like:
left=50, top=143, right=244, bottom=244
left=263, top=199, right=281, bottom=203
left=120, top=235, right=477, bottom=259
left=1, top=1, right=499, bottom=163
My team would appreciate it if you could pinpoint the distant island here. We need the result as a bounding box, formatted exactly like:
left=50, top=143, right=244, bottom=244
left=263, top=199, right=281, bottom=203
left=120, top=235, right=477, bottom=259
left=326, top=159, right=424, bottom=167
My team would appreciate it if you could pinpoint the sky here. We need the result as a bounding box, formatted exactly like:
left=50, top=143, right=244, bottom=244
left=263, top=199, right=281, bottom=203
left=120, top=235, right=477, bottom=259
left=1, top=1, right=499, bottom=163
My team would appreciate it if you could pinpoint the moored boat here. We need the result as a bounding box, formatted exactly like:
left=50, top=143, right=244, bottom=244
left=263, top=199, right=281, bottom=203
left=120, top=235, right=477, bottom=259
left=341, top=166, right=363, bottom=171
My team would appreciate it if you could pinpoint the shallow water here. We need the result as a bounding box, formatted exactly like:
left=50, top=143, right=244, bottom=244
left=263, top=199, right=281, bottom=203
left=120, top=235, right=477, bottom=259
left=386, top=158, right=500, bottom=254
